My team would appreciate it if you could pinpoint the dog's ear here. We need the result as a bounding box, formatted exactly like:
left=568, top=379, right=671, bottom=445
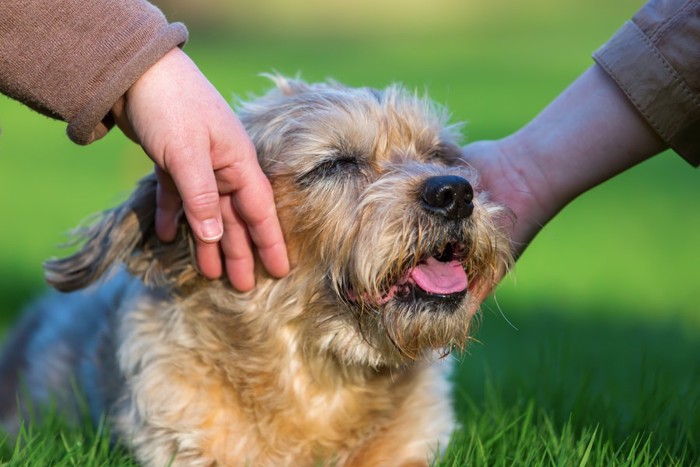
left=44, top=174, right=199, bottom=293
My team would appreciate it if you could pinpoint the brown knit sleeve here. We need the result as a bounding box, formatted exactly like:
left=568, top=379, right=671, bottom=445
left=593, top=0, right=700, bottom=166
left=0, top=0, right=188, bottom=145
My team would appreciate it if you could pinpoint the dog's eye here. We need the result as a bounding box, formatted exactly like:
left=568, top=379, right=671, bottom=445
left=427, top=150, right=445, bottom=163
left=317, top=157, right=358, bottom=175
left=297, top=157, right=360, bottom=185
left=427, top=144, right=466, bottom=167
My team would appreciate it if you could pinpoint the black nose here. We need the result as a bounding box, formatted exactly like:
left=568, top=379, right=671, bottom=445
left=420, top=175, right=474, bottom=220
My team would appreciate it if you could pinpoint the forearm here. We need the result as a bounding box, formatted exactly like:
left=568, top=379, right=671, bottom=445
left=505, top=0, right=700, bottom=229
left=503, top=64, right=666, bottom=222
left=462, top=0, right=700, bottom=301
left=0, top=0, right=187, bottom=144
left=464, top=64, right=668, bottom=256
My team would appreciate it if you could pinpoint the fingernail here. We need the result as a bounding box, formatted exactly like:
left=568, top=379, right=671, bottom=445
left=200, top=218, right=223, bottom=241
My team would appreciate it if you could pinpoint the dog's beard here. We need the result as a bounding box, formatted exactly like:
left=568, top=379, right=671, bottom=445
left=338, top=245, right=491, bottom=362
left=321, top=193, right=506, bottom=364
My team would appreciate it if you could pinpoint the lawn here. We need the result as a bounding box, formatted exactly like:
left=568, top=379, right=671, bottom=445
left=1, top=0, right=698, bottom=464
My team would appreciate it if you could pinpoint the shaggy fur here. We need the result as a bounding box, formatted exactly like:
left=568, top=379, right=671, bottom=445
left=0, top=77, right=512, bottom=466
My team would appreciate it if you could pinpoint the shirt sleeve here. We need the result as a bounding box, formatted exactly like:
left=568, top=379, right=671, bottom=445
left=593, top=0, right=700, bottom=166
left=0, top=0, right=188, bottom=145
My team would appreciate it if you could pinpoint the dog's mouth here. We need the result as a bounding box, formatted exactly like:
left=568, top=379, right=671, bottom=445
left=348, top=242, right=469, bottom=306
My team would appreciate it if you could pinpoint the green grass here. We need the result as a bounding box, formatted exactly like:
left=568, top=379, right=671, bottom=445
left=447, top=309, right=700, bottom=464
left=1, top=0, right=698, bottom=464
left=1, top=416, right=137, bottom=467
left=2, top=310, right=697, bottom=465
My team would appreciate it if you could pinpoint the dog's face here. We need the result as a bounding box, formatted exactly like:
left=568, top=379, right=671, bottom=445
left=45, top=77, right=512, bottom=367
left=237, top=77, right=512, bottom=364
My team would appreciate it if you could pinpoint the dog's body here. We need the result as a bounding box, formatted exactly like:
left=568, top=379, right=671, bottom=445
left=0, top=78, right=511, bottom=466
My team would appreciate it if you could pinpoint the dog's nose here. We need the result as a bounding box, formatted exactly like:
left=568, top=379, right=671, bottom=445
left=420, top=175, right=474, bottom=220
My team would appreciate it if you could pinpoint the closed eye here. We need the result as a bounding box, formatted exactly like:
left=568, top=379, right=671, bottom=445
left=427, top=143, right=466, bottom=167
left=297, top=156, right=362, bottom=186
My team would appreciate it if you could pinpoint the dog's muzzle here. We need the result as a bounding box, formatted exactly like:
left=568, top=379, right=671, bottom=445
left=344, top=176, right=479, bottom=308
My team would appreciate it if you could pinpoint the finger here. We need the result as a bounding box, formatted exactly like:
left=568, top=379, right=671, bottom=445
left=195, top=240, right=223, bottom=279
left=219, top=164, right=290, bottom=278
left=154, top=166, right=182, bottom=242
left=206, top=108, right=289, bottom=279
left=220, top=195, right=256, bottom=292
left=163, top=140, right=228, bottom=279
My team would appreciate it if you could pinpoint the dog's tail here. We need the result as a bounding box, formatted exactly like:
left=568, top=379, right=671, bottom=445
left=44, top=174, right=198, bottom=292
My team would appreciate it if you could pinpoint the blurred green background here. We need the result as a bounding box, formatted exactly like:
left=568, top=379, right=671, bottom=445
left=0, top=0, right=698, bottom=451
left=1, top=0, right=698, bottom=322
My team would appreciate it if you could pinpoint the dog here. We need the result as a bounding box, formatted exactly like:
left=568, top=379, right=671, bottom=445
left=0, top=76, right=512, bottom=466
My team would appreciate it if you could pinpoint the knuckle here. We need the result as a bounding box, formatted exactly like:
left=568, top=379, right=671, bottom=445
left=186, top=190, right=221, bottom=211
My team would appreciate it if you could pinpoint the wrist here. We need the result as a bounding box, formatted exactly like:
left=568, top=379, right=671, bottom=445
left=465, top=66, right=666, bottom=258
left=504, top=65, right=665, bottom=217
left=489, top=134, right=565, bottom=251
left=110, top=48, right=192, bottom=145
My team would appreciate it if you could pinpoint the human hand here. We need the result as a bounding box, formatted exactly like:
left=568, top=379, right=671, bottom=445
left=460, top=138, right=551, bottom=302
left=111, top=48, right=290, bottom=291
left=463, top=138, right=556, bottom=261
left=462, top=67, right=666, bottom=302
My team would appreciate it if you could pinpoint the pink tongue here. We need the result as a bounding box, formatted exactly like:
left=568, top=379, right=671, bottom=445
left=410, top=258, right=468, bottom=295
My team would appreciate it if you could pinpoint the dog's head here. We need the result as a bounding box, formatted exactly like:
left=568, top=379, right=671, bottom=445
left=45, top=76, right=512, bottom=366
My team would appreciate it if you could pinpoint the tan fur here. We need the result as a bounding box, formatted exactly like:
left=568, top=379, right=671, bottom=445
left=9, top=76, right=512, bottom=466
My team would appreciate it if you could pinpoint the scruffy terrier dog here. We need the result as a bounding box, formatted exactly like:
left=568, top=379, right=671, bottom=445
left=0, top=77, right=511, bottom=466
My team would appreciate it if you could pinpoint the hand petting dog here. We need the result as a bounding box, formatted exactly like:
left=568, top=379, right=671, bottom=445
left=111, top=48, right=290, bottom=291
